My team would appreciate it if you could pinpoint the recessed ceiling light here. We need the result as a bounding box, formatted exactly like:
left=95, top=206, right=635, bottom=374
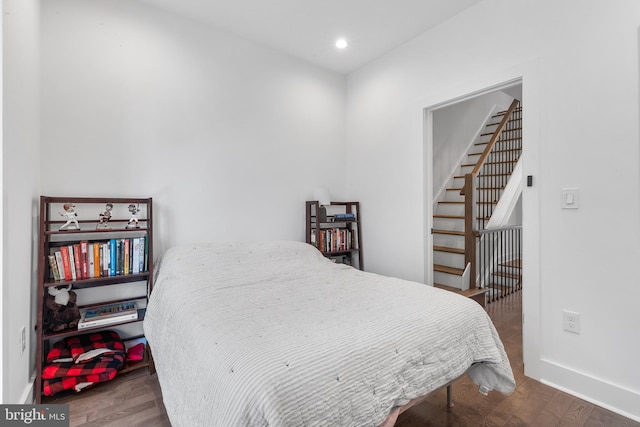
left=335, top=39, right=348, bottom=49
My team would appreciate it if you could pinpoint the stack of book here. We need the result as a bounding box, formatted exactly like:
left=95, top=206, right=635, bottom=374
left=333, top=213, right=356, bottom=221
left=78, top=301, right=138, bottom=330
left=47, top=237, right=149, bottom=282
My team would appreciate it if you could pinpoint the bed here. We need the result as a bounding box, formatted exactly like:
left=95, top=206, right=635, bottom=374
left=144, top=241, right=515, bottom=427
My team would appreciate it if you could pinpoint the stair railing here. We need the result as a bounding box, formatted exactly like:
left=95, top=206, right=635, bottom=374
left=461, top=99, right=520, bottom=289
left=477, top=225, right=522, bottom=303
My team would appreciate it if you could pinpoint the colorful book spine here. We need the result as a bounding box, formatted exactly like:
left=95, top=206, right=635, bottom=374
left=67, top=245, right=76, bottom=280
left=78, top=310, right=138, bottom=329
left=88, top=243, right=95, bottom=278
left=123, top=239, right=130, bottom=275
left=80, top=241, right=89, bottom=279
left=140, top=236, right=149, bottom=271
left=109, top=239, right=116, bottom=276
left=48, top=255, right=61, bottom=281
left=60, top=246, right=72, bottom=281
left=116, top=239, right=122, bottom=275
left=132, top=238, right=140, bottom=274
left=54, top=251, right=65, bottom=281
left=102, top=242, right=109, bottom=277
left=72, top=244, right=82, bottom=280
left=84, top=301, right=137, bottom=319
left=94, top=243, right=101, bottom=278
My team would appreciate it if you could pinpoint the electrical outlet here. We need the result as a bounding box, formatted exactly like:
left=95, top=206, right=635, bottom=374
left=563, top=310, right=580, bottom=334
left=20, top=325, right=26, bottom=355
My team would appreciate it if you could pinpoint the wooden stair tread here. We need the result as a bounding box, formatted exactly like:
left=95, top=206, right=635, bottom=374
left=469, top=149, right=522, bottom=156
left=432, top=229, right=464, bottom=236
left=487, top=283, right=520, bottom=290
left=475, top=138, right=522, bottom=145
left=455, top=173, right=511, bottom=178
left=492, top=109, right=522, bottom=119
left=481, top=127, right=522, bottom=136
left=437, top=200, right=464, bottom=204
left=446, top=186, right=505, bottom=191
left=492, top=270, right=522, bottom=279
left=433, top=214, right=464, bottom=219
left=434, top=283, right=488, bottom=298
left=434, top=214, right=490, bottom=221
left=433, top=245, right=464, bottom=254
left=434, top=264, right=464, bottom=275
left=486, top=283, right=521, bottom=297
left=500, top=259, right=522, bottom=268
left=462, top=160, right=518, bottom=167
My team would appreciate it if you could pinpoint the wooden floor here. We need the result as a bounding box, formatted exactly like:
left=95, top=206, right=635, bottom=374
left=52, top=291, right=639, bottom=427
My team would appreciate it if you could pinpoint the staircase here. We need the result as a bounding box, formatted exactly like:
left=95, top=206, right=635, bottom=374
left=433, top=100, right=522, bottom=300
left=486, top=258, right=522, bottom=302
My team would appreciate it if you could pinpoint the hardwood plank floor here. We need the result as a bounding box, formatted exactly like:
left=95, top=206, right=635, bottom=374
left=51, top=291, right=639, bottom=426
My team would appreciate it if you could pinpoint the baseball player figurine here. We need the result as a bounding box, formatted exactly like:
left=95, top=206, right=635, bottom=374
left=126, top=204, right=140, bottom=229
left=97, top=202, right=113, bottom=229
left=59, top=203, right=80, bottom=230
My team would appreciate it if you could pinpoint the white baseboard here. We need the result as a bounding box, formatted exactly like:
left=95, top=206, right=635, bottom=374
left=540, top=359, right=640, bottom=422
left=18, top=371, right=36, bottom=404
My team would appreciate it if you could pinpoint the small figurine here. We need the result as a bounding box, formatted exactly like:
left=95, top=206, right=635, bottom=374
left=58, top=203, right=80, bottom=230
left=97, top=202, right=113, bottom=230
left=126, top=203, right=140, bottom=229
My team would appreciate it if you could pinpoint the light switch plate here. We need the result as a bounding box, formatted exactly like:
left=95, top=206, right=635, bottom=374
left=561, top=188, right=579, bottom=209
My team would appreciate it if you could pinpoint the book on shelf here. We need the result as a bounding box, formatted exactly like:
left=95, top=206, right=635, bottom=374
left=78, top=302, right=138, bottom=329
left=333, top=213, right=356, bottom=221
left=72, top=244, right=82, bottom=279
left=60, top=246, right=72, bottom=281
left=48, top=238, right=149, bottom=282
left=84, top=301, right=137, bottom=320
left=132, top=238, right=140, bottom=274
left=80, top=240, right=89, bottom=279
left=102, top=242, right=110, bottom=277
left=48, top=255, right=61, bottom=281
left=317, top=228, right=353, bottom=253
left=93, top=242, right=101, bottom=278
left=87, top=241, right=95, bottom=278
left=123, top=238, right=130, bottom=275
left=54, top=251, right=65, bottom=281
left=67, top=245, right=76, bottom=280
left=110, top=239, right=117, bottom=277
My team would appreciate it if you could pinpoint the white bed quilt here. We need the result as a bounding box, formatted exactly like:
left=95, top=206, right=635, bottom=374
left=144, top=241, right=515, bottom=427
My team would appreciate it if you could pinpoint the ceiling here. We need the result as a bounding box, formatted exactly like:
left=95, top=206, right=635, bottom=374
left=137, top=0, right=484, bottom=74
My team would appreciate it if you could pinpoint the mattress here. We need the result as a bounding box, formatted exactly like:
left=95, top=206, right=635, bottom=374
left=144, top=241, right=515, bottom=426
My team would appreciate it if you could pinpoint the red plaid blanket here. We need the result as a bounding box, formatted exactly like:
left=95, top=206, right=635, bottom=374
left=43, top=330, right=125, bottom=396
left=46, top=330, right=125, bottom=363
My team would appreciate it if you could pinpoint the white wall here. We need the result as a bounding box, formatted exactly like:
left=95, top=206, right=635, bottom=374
left=2, top=0, right=41, bottom=404
left=40, top=0, right=347, bottom=257
left=346, top=0, right=640, bottom=420
left=1, top=0, right=347, bottom=403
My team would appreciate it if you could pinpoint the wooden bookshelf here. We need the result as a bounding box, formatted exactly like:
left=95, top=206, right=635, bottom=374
left=305, top=201, right=363, bottom=270
left=36, top=196, right=154, bottom=403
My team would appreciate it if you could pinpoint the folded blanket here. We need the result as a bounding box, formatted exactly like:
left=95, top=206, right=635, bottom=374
left=42, top=352, right=125, bottom=380
left=42, top=330, right=125, bottom=396
left=66, top=330, right=125, bottom=362
left=46, top=330, right=125, bottom=363
left=43, top=362, right=123, bottom=396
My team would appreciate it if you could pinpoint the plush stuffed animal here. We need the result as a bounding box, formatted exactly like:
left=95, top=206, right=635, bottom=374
left=43, top=285, right=81, bottom=332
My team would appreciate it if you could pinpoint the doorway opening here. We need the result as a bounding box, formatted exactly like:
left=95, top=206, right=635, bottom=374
left=425, top=80, right=523, bottom=305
